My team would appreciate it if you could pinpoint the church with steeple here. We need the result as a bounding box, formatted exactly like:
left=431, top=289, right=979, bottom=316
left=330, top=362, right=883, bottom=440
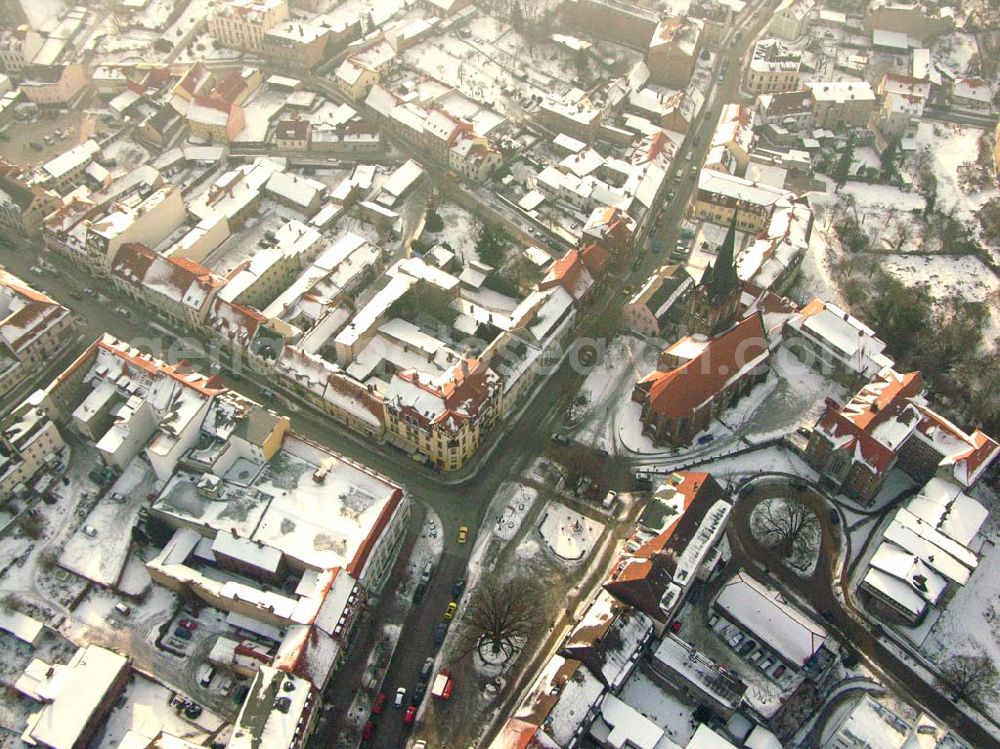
left=685, top=213, right=742, bottom=336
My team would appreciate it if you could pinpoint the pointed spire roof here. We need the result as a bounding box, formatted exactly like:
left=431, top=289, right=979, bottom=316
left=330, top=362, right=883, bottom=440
left=708, top=212, right=739, bottom=304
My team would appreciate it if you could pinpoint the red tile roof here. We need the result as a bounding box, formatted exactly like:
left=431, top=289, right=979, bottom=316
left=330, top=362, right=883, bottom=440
left=642, top=313, right=768, bottom=420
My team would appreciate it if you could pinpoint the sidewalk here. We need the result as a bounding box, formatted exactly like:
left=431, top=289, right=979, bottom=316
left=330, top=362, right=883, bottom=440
left=310, top=502, right=427, bottom=749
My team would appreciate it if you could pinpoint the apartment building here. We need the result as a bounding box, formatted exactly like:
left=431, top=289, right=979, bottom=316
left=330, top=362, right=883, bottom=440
left=746, top=39, right=801, bottom=95
left=208, top=0, right=289, bottom=53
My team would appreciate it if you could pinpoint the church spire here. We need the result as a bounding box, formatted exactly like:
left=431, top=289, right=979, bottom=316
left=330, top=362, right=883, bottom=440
left=708, top=211, right=739, bottom=304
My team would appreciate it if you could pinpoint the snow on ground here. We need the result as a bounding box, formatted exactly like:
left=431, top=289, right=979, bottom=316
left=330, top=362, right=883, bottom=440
left=536, top=502, right=604, bottom=562
left=932, top=32, right=980, bottom=77
left=94, top=673, right=219, bottom=749
left=911, top=122, right=997, bottom=224
left=686, top=445, right=818, bottom=485
left=487, top=483, right=539, bottom=542
left=428, top=202, right=481, bottom=266
left=837, top=182, right=925, bottom=213
left=921, top=491, right=1000, bottom=725
left=880, top=253, right=1000, bottom=303
left=60, top=458, right=158, bottom=587
left=399, top=506, right=444, bottom=599
left=572, top=336, right=649, bottom=454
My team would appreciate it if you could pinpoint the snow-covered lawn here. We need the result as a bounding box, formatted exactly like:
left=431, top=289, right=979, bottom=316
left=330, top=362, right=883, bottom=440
left=911, top=122, right=998, bottom=225
left=920, top=488, right=1000, bottom=724
left=536, top=503, right=604, bottom=562
left=880, top=253, right=999, bottom=304
left=486, top=483, right=539, bottom=542
left=426, top=202, right=481, bottom=266
left=617, top=669, right=698, bottom=746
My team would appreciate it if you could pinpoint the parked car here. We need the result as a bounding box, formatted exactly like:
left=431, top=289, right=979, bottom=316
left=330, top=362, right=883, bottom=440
left=749, top=650, right=763, bottom=663
left=29, top=266, right=43, bottom=275
left=184, top=703, right=202, bottom=719
left=829, top=508, right=840, bottom=525
left=82, top=525, right=98, bottom=537
left=114, top=603, right=131, bottom=617
left=602, top=490, right=617, bottom=509
left=411, top=683, right=426, bottom=704
left=372, top=692, right=387, bottom=714
left=178, top=619, right=197, bottom=631
left=197, top=664, right=215, bottom=687
left=394, top=687, right=406, bottom=708
left=362, top=721, right=373, bottom=740
left=738, top=640, right=756, bottom=656
left=444, top=602, right=458, bottom=620
left=728, top=632, right=743, bottom=648
left=457, top=526, right=468, bottom=544
left=174, top=627, right=192, bottom=640
left=29, top=141, right=43, bottom=151
left=452, top=579, right=466, bottom=598
left=697, top=434, right=715, bottom=445
left=551, top=433, right=572, bottom=446
left=420, top=657, right=435, bottom=681
left=434, top=622, right=448, bottom=645
left=708, top=614, right=719, bottom=627
left=403, top=706, right=417, bottom=725
left=412, top=581, right=427, bottom=605
left=758, top=657, right=775, bottom=672
left=669, top=620, right=682, bottom=634
left=772, top=664, right=786, bottom=678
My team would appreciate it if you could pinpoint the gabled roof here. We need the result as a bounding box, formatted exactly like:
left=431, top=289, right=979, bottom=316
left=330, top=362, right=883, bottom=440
left=640, top=313, right=768, bottom=421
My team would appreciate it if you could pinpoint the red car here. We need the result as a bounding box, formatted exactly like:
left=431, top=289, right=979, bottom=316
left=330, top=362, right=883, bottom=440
left=403, top=706, right=417, bottom=726
left=372, top=692, right=386, bottom=714
left=362, top=721, right=374, bottom=740
left=669, top=620, right=682, bottom=634
left=178, top=619, right=198, bottom=631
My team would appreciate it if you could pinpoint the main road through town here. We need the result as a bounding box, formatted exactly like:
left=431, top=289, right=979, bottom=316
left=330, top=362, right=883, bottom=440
left=4, top=2, right=993, bottom=745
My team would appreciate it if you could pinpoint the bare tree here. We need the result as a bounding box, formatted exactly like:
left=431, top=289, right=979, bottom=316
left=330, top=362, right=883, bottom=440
left=939, top=653, right=999, bottom=705
left=458, top=577, right=542, bottom=662
left=751, top=499, right=820, bottom=563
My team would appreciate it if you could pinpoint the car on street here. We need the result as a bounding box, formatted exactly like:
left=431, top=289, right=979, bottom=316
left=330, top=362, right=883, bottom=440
left=372, top=692, right=387, bottom=714
left=444, top=602, right=458, bottom=620
left=420, top=657, right=435, bottom=681
left=362, top=721, right=373, bottom=740
left=829, top=508, right=840, bottom=525
left=452, top=579, right=466, bottom=598
left=457, top=526, right=468, bottom=544
left=434, top=622, right=448, bottom=645
left=414, top=742, right=427, bottom=749
left=412, top=683, right=426, bottom=704
left=403, top=706, right=417, bottom=725
left=412, top=581, right=427, bottom=604
left=394, top=687, right=406, bottom=708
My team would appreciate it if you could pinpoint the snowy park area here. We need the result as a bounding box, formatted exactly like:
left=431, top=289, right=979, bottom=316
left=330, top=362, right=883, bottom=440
left=536, top=503, right=604, bottom=562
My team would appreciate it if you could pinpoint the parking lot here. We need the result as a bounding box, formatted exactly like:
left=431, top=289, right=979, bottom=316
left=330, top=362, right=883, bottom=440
left=0, top=106, right=96, bottom=167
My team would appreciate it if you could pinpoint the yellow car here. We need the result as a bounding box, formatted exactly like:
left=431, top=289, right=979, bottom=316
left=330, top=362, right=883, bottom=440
left=444, top=602, right=458, bottom=620
left=457, top=526, right=468, bottom=544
